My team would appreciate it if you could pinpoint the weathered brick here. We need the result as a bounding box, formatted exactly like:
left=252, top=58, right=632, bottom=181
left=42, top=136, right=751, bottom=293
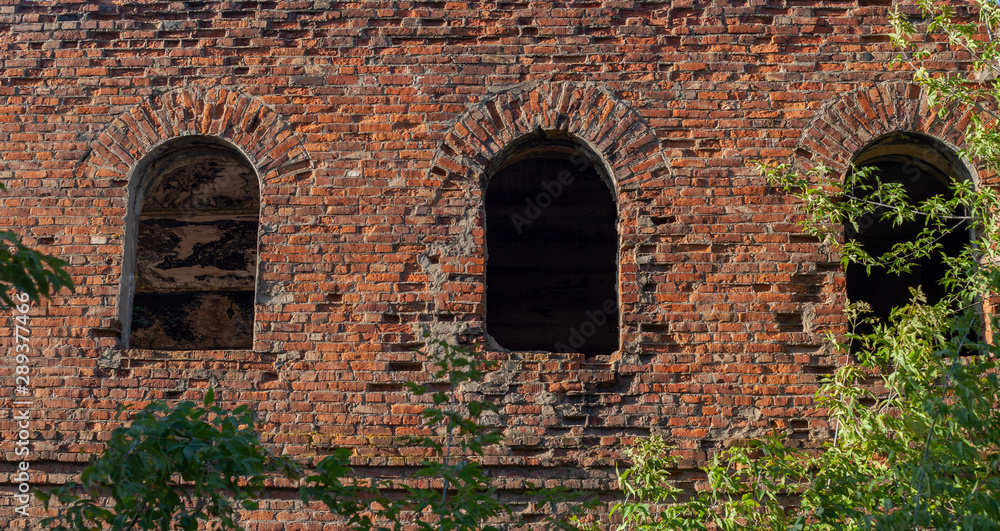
left=0, top=1, right=992, bottom=528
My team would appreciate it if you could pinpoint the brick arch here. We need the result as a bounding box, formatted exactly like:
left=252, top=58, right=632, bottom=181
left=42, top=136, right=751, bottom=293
left=80, top=87, right=312, bottom=185
left=81, top=87, right=312, bottom=353
left=416, top=83, right=665, bottom=355
left=795, top=82, right=974, bottom=174
left=428, top=82, right=667, bottom=191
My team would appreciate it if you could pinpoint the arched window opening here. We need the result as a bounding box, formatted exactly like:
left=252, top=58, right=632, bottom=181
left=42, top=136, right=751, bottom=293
left=485, top=135, right=618, bottom=356
left=126, top=138, right=259, bottom=350
left=845, top=133, right=973, bottom=341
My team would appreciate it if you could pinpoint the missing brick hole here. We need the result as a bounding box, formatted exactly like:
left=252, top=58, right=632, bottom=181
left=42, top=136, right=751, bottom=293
left=367, top=383, right=403, bottom=392
left=246, top=113, right=261, bottom=133
left=789, top=234, right=822, bottom=244
left=394, top=341, right=424, bottom=351
left=425, top=383, right=452, bottom=393
left=39, top=237, right=55, bottom=245
left=777, top=312, right=801, bottom=322
left=803, top=365, right=836, bottom=374
left=651, top=215, right=676, bottom=225
left=511, top=448, right=546, bottom=457
left=777, top=312, right=803, bottom=332
left=388, top=361, right=423, bottom=371
left=90, top=327, right=121, bottom=339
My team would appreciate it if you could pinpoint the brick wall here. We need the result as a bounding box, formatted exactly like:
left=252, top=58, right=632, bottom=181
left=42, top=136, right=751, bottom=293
left=0, top=0, right=989, bottom=527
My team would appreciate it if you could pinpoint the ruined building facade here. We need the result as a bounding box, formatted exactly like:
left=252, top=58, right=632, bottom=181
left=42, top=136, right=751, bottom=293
left=0, top=0, right=991, bottom=527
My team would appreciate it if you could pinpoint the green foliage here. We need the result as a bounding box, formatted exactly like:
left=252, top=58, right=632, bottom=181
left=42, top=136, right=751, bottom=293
left=302, top=336, right=511, bottom=531
left=889, top=0, right=1000, bottom=176
left=0, top=230, right=73, bottom=307
left=297, top=446, right=379, bottom=530
left=612, top=433, right=821, bottom=531
left=0, top=181, right=74, bottom=308
left=44, top=338, right=595, bottom=531
left=305, top=335, right=596, bottom=531
left=611, top=299, right=1000, bottom=529
left=608, top=2, right=1000, bottom=529
left=610, top=436, right=704, bottom=530
left=39, top=389, right=301, bottom=531
left=397, top=336, right=508, bottom=531
left=616, top=163, right=1000, bottom=523
left=760, top=162, right=985, bottom=278
left=523, top=482, right=602, bottom=531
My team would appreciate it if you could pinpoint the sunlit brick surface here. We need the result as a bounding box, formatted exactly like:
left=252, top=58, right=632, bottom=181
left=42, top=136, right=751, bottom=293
left=0, top=1, right=992, bottom=527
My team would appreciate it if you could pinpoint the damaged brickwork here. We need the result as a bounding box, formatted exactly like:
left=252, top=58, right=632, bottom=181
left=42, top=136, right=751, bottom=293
left=0, top=1, right=994, bottom=527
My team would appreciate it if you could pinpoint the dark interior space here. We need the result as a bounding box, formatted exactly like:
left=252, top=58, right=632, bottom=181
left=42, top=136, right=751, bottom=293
left=485, top=151, right=618, bottom=355
left=130, top=145, right=259, bottom=350
left=845, top=157, right=970, bottom=345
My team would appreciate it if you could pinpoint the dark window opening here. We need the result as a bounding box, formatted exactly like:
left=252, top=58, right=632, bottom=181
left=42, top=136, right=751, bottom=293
left=129, top=143, right=259, bottom=350
left=485, top=148, right=618, bottom=356
left=845, top=143, right=971, bottom=347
